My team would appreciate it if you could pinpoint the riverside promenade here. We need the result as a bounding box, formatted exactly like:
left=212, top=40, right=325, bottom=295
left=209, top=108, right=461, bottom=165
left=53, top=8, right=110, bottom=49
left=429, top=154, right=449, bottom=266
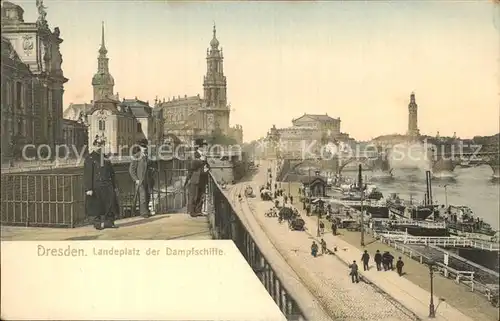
left=0, top=214, right=211, bottom=241
left=228, top=160, right=476, bottom=321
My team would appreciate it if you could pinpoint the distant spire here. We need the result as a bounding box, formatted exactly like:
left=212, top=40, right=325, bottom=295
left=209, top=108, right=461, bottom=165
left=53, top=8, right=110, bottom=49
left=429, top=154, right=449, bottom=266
left=99, top=21, right=107, bottom=55
left=210, top=22, right=219, bottom=48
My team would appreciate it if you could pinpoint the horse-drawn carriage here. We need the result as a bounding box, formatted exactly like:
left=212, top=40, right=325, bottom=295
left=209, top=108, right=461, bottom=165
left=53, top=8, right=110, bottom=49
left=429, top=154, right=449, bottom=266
left=260, top=187, right=272, bottom=201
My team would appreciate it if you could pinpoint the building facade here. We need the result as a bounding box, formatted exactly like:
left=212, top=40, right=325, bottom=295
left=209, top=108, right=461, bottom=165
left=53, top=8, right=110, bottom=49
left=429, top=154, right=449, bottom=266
left=62, top=119, right=87, bottom=156
left=119, top=97, right=153, bottom=142
left=1, top=1, right=68, bottom=162
left=271, top=113, right=351, bottom=157
left=156, top=25, right=242, bottom=145
left=228, top=124, right=243, bottom=145
left=87, top=98, right=137, bottom=155
left=292, top=113, right=341, bottom=136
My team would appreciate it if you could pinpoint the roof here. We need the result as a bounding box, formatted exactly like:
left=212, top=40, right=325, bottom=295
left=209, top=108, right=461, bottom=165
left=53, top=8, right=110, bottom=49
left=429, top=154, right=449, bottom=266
left=301, top=176, right=326, bottom=185
left=293, top=113, right=340, bottom=123
left=63, top=103, right=94, bottom=120
left=120, top=98, right=152, bottom=118
left=159, top=95, right=203, bottom=108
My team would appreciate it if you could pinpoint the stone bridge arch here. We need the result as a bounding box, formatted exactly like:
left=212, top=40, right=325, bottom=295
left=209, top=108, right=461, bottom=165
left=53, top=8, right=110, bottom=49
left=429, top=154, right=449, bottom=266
left=337, top=157, right=374, bottom=175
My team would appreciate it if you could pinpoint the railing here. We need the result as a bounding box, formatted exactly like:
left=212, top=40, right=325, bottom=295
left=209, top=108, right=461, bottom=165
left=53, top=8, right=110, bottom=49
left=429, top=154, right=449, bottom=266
left=378, top=234, right=499, bottom=305
left=377, top=233, right=500, bottom=251
left=384, top=219, right=447, bottom=229
left=204, top=173, right=308, bottom=321
left=0, top=159, right=188, bottom=227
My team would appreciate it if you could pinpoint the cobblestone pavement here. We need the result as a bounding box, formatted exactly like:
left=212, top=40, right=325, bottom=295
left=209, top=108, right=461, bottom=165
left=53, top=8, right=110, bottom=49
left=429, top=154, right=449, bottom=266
left=231, top=181, right=415, bottom=319
left=285, top=181, right=499, bottom=321
left=1, top=214, right=211, bottom=241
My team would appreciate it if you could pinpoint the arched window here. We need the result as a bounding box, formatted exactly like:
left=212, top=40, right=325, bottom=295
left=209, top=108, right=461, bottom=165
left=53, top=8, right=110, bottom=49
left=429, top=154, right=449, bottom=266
left=137, top=122, right=142, bottom=133
left=98, top=120, right=106, bottom=131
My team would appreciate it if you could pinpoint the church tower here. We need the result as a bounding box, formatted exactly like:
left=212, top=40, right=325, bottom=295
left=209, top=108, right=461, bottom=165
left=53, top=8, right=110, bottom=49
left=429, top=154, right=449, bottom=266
left=92, top=22, right=115, bottom=102
left=407, top=92, right=420, bottom=137
left=202, top=24, right=230, bottom=135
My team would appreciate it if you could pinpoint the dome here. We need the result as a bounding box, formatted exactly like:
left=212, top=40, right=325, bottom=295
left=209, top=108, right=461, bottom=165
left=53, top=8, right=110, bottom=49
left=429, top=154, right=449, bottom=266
left=92, top=72, right=115, bottom=86
left=210, top=36, right=219, bottom=48
left=210, top=24, right=219, bottom=48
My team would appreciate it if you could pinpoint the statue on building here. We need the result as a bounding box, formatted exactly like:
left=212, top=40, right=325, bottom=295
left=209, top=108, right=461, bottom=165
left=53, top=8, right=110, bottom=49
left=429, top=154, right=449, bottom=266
left=36, top=0, right=47, bottom=26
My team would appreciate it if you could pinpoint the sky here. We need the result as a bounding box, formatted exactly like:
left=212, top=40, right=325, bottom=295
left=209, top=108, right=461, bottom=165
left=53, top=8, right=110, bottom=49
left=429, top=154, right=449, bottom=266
left=13, top=0, right=500, bottom=142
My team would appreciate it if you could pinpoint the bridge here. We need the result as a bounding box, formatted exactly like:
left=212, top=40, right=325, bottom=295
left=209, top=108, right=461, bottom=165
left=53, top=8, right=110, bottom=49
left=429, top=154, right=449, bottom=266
left=1, top=158, right=494, bottom=320
left=276, top=148, right=499, bottom=180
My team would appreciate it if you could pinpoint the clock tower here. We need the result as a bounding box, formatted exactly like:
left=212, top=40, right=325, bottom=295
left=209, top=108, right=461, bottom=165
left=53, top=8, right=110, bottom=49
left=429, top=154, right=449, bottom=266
left=92, top=22, right=115, bottom=102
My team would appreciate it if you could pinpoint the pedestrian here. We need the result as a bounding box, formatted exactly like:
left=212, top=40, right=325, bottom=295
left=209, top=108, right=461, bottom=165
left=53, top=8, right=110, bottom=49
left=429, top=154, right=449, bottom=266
left=382, top=251, right=390, bottom=271
left=84, top=136, right=120, bottom=230
left=396, top=257, right=405, bottom=276
left=182, top=138, right=210, bottom=217
left=388, top=252, right=395, bottom=270
left=374, top=250, right=382, bottom=271
left=311, top=241, right=318, bottom=257
left=319, top=221, right=325, bottom=234
left=332, top=221, right=338, bottom=235
left=361, top=250, right=370, bottom=271
left=320, top=238, right=327, bottom=254
left=349, top=260, right=359, bottom=283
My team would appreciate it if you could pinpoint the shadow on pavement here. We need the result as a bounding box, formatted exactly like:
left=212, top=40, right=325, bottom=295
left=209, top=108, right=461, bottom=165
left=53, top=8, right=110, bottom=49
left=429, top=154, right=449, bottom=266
left=166, top=230, right=212, bottom=240
left=66, top=235, right=101, bottom=241
left=117, top=215, right=170, bottom=228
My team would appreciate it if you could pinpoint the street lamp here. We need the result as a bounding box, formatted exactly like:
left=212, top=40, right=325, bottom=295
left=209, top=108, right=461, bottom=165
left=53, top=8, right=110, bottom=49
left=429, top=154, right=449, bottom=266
left=428, top=259, right=436, bottom=318
left=315, top=170, right=321, bottom=237
left=358, top=164, right=365, bottom=247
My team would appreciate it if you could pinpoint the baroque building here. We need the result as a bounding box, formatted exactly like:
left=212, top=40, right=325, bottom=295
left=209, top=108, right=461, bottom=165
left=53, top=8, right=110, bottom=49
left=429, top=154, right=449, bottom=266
left=1, top=0, right=68, bottom=162
left=273, top=113, right=351, bottom=157
left=156, top=25, right=242, bottom=144
left=87, top=98, right=137, bottom=155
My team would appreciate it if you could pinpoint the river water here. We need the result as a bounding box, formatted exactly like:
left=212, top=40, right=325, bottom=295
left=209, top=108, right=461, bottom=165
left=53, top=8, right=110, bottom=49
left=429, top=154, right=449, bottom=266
left=341, top=165, right=500, bottom=228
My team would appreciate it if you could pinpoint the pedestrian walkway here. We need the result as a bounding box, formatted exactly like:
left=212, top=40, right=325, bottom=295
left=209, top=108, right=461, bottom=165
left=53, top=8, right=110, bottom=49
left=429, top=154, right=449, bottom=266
left=0, top=214, right=211, bottom=241
left=231, top=187, right=417, bottom=318
left=240, top=160, right=475, bottom=321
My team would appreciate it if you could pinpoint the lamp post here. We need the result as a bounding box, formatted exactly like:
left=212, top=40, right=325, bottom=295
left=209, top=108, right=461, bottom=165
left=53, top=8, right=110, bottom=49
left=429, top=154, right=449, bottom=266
left=358, top=164, right=365, bottom=246
left=308, top=168, right=311, bottom=218
left=428, top=259, right=436, bottom=318
left=315, top=170, right=321, bottom=237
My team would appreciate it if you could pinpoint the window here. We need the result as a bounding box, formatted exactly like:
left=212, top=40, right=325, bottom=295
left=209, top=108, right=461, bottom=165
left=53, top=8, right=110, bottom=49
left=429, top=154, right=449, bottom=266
left=15, top=82, right=22, bottom=110
left=98, top=120, right=106, bottom=131
left=137, top=122, right=142, bottom=133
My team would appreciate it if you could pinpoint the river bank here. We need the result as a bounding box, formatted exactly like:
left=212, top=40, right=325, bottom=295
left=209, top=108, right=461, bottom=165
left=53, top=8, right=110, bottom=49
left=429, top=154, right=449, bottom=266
left=283, top=181, right=499, bottom=321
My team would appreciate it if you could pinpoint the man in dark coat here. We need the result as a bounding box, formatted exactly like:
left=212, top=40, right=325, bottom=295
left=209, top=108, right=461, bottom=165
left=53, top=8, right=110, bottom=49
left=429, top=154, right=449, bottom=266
left=361, top=250, right=370, bottom=271
left=374, top=250, right=383, bottom=271
left=84, top=136, right=119, bottom=230
left=129, top=138, right=155, bottom=218
left=184, top=138, right=210, bottom=217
